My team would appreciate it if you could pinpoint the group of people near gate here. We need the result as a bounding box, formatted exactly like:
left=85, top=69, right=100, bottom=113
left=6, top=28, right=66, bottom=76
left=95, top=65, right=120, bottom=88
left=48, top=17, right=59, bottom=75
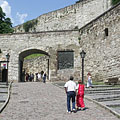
left=25, top=72, right=34, bottom=82
left=64, top=72, right=92, bottom=113
left=25, top=71, right=47, bottom=83
left=36, top=71, right=47, bottom=83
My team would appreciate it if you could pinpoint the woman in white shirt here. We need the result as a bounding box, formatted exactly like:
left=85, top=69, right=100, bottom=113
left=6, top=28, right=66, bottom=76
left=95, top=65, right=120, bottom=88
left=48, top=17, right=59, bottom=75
left=87, top=72, right=93, bottom=88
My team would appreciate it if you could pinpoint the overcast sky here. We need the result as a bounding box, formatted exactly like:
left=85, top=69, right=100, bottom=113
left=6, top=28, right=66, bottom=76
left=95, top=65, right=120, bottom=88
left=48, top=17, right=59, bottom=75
left=0, top=0, right=76, bottom=26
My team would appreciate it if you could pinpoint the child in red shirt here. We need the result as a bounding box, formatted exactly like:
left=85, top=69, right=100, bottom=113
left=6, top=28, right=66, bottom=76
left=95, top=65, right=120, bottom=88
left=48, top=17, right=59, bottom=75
left=76, top=80, right=85, bottom=110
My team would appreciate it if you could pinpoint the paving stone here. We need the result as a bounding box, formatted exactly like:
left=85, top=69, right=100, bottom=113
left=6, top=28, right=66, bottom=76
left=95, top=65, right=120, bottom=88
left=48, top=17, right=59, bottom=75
left=0, top=82, right=119, bottom=120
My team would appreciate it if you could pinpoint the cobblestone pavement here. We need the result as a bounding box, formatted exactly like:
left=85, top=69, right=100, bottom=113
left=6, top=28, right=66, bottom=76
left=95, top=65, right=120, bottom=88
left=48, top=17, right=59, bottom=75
left=0, top=82, right=119, bottom=120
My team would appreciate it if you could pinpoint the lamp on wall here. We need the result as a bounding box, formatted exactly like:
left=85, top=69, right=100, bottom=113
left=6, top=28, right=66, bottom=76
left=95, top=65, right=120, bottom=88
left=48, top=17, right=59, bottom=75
left=6, top=53, right=10, bottom=85
left=6, top=53, right=10, bottom=62
left=80, top=50, right=86, bottom=84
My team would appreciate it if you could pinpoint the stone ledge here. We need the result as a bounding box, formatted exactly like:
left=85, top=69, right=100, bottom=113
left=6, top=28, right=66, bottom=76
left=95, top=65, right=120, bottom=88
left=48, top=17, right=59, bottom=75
left=105, top=77, right=119, bottom=85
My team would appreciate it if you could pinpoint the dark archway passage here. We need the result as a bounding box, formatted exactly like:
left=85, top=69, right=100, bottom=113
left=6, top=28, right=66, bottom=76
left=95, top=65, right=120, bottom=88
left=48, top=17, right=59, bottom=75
left=19, top=49, right=50, bottom=82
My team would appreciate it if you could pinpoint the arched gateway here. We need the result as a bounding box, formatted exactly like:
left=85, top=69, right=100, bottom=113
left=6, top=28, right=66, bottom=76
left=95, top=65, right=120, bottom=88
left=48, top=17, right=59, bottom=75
left=0, top=30, right=80, bottom=82
left=19, top=49, right=50, bottom=82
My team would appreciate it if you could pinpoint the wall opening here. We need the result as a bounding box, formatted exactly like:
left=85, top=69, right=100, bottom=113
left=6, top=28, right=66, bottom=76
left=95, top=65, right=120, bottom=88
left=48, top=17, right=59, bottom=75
left=19, top=49, right=50, bottom=82
left=104, top=28, right=108, bottom=36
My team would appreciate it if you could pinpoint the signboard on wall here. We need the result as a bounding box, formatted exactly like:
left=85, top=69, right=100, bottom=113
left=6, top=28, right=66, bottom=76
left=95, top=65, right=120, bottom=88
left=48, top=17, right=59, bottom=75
left=57, top=51, right=74, bottom=70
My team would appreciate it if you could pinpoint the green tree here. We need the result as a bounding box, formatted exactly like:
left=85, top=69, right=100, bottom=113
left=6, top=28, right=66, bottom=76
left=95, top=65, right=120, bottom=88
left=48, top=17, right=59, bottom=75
left=0, top=7, right=14, bottom=34
left=111, top=0, right=120, bottom=5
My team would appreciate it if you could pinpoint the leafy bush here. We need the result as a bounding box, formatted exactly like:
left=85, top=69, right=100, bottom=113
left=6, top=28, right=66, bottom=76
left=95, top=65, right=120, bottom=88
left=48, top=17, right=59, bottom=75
left=0, top=7, right=14, bottom=34
left=111, top=0, right=120, bottom=5
left=23, top=19, right=38, bottom=32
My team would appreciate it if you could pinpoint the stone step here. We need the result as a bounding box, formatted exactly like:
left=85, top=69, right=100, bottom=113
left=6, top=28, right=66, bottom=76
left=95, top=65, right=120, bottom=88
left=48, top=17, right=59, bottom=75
left=108, top=106, right=120, bottom=114
left=93, top=95, right=120, bottom=102
left=85, top=85, right=114, bottom=88
left=101, top=100, right=120, bottom=106
left=85, top=87, right=120, bottom=91
left=85, top=89, right=120, bottom=95
left=86, top=92, right=120, bottom=96
left=0, top=88, right=8, bottom=93
left=111, top=107, right=120, bottom=114
left=106, top=104, right=120, bottom=114
left=0, top=85, right=8, bottom=88
left=52, top=82, right=114, bottom=88
left=0, top=93, right=7, bottom=101
left=0, top=82, right=8, bottom=85
left=0, top=98, right=6, bottom=102
left=87, top=93, right=120, bottom=98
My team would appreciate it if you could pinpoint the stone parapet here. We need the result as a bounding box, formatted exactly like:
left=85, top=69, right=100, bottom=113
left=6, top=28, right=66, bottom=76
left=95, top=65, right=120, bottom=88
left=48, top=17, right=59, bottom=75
left=14, top=0, right=111, bottom=33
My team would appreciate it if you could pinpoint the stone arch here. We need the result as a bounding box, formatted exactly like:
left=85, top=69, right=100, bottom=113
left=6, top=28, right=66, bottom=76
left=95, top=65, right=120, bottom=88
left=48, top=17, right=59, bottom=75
left=18, top=49, right=50, bottom=82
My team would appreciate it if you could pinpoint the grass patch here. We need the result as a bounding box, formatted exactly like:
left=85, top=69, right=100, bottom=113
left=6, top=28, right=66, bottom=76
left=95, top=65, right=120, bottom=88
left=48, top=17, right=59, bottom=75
left=111, top=0, right=120, bottom=5
left=53, top=81, right=106, bottom=86
left=24, top=53, right=44, bottom=60
left=92, top=81, right=105, bottom=85
left=112, top=84, right=120, bottom=87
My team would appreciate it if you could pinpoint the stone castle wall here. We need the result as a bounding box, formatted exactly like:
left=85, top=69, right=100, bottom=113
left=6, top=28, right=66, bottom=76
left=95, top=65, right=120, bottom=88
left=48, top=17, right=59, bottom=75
left=0, top=30, right=80, bottom=82
left=14, top=0, right=111, bottom=33
left=23, top=56, right=49, bottom=75
left=0, top=1, right=119, bottom=83
left=20, top=3, right=120, bottom=83
left=79, top=3, right=120, bottom=82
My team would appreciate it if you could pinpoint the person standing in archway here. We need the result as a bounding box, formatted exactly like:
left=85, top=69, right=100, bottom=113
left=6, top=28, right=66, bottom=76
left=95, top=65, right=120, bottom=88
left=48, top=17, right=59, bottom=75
left=43, top=72, right=47, bottom=83
left=31, top=73, right=34, bottom=82
left=38, top=72, right=41, bottom=82
left=25, top=73, right=29, bottom=82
